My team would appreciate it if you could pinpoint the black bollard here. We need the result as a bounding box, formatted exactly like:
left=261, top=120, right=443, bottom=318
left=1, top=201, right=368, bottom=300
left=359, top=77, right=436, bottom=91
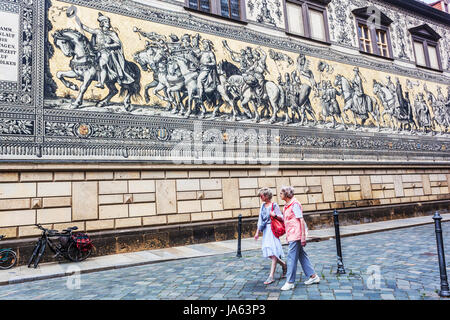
left=333, top=209, right=346, bottom=274
left=433, top=211, right=450, bottom=297
left=236, top=214, right=242, bottom=258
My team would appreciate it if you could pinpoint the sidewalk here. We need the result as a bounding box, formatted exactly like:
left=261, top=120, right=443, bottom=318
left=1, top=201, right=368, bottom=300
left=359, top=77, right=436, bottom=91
left=1, top=213, right=449, bottom=286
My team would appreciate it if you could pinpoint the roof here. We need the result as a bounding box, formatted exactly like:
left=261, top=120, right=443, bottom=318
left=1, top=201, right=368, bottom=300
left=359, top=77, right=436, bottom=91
left=380, top=0, right=450, bottom=24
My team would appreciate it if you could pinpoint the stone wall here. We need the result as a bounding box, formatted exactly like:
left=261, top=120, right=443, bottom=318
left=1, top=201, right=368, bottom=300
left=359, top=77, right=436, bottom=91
left=0, top=165, right=449, bottom=240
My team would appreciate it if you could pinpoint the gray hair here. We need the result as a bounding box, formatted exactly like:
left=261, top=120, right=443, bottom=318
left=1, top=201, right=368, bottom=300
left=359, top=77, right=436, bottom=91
left=280, top=186, right=295, bottom=199
left=258, top=187, right=273, bottom=200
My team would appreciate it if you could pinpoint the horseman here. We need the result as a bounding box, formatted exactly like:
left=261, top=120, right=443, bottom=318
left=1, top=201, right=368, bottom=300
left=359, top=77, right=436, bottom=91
left=245, top=47, right=268, bottom=105
left=196, top=39, right=217, bottom=100
left=297, top=54, right=317, bottom=92
left=80, top=12, right=134, bottom=89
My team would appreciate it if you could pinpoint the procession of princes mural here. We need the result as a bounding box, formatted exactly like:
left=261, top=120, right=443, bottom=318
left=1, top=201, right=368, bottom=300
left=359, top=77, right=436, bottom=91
left=46, top=10, right=450, bottom=136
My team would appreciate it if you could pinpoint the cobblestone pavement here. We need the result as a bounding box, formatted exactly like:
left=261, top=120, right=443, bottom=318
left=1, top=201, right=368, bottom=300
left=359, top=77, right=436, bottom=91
left=1, top=223, right=449, bottom=300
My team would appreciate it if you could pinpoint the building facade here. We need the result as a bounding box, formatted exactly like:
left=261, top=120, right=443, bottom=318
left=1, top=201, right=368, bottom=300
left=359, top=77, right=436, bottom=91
left=0, top=0, right=449, bottom=260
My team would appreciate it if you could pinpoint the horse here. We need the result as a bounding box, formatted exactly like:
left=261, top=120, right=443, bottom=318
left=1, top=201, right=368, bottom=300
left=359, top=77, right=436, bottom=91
left=373, top=80, right=416, bottom=132
left=216, top=61, right=284, bottom=123
left=334, top=74, right=380, bottom=130
left=425, top=89, right=450, bottom=133
left=52, top=29, right=141, bottom=111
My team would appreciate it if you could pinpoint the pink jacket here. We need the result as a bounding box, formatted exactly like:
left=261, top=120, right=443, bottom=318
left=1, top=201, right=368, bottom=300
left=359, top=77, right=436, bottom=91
left=283, top=198, right=305, bottom=243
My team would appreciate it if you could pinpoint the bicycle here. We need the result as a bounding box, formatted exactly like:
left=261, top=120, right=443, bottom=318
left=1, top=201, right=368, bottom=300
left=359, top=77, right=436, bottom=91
left=27, top=224, right=92, bottom=268
left=0, top=235, right=17, bottom=270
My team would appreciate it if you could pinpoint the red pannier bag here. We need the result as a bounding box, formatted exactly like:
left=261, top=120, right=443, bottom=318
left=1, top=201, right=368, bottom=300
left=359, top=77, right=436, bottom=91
left=71, top=232, right=94, bottom=252
left=270, top=203, right=285, bottom=238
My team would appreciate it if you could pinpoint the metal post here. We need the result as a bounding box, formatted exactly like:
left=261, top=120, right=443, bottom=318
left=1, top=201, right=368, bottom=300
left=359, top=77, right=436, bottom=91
left=236, top=214, right=242, bottom=258
left=333, top=209, right=346, bottom=274
left=433, top=211, right=450, bottom=297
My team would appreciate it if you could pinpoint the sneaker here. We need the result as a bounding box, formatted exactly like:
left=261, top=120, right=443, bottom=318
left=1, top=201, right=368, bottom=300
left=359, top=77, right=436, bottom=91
left=304, top=275, right=320, bottom=285
left=280, top=282, right=295, bottom=291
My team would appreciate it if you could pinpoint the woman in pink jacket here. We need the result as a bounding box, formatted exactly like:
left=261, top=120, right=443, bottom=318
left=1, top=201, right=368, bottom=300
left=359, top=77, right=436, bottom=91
left=279, top=186, right=320, bottom=291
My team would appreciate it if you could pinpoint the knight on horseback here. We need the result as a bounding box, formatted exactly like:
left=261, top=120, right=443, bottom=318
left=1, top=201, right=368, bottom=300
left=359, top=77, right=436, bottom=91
left=80, top=13, right=134, bottom=89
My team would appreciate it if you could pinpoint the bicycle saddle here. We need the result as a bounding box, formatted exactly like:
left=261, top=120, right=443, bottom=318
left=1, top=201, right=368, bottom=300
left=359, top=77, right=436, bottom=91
left=62, top=226, right=78, bottom=233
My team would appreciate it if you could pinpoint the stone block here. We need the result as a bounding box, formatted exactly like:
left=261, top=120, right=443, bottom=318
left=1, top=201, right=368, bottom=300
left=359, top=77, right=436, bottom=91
left=115, top=217, right=142, bottom=229
left=282, top=170, right=297, bottom=176
left=0, top=183, right=36, bottom=199
left=222, top=179, right=240, bottom=209
left=240, top=197, right=259, bottom=209
left=393, top=176, right=404, bottom=197
left=346, top=176, right=360, bottom=185
left=360, top=176, right=373, bottom=200
left=167, top=213, right=191, bottom=224
left=333, top=176, right=347, bottom=185
left=191, top=212, right=212, bottom=222
left=306, top=176, right=321, bottom=186
left=177, top=200, right=201, bottom=213
left=335, top=192, right=349, bottom=201
left=414, top=188, right=425, bottom=196
left=263, top=169, right=281, bottom=177
left=349, top=191, right=362, bottom=201
left=129, top=202, right=156, bottom=217
left=296, top=194, right=308, bottom=204
left=316, top=203, right=330, bottom=210
left=372, top=190, right=384, bottom=199
left=230, top=170, right=248, bottom=177
left=203, top=190, right=222, bottom=199
left=176, top=179, right=200, bottom=191
left=114, top=171, right=140, bottom=180
left=37, top=208, right=71, bottom=224
left=238, top=178, right=258, bottom=189
left=156, top=180, right=177, bottom=214
left=189, top=171, right=210, bottom=178
left=177, top=191, right=197, bottom=201
left=128, top=180, right=155, bottom=193
left=53, top=222, right=85, bottom=231
left=31, top=198, right=42, bottom=209
left=370, top=175, right=382, bottom=184
left=0, top=227, right=17, bottom=238
left=202, top=199, right=223, bottom=211
left=54, top=172, right=84, bottom=181
left=0, top=172, right=19, bottom=182
left=99, top=204, right=128, bottom=219
left=43, top=197, right=71, bottom=208
left=0, top=198, right=30, bottom=211
left=307, top=193, right=323, bottom=204
left=210, top=170, right=229, bottom=178
left=200, top=179, right=221, bottom=190
left=143, top=215, right=167, bottom=226
left=240, top=189, right=256, bottom=197
left=86, top=171, right=114, bottom=180
left=133, top=193, right=156, bottom=203
left=21, top=172, right=53, bottom=182
left=86, top=219, right=115, bottom=231
left=99, top=194, right=123, bottom=205
left=248, top=170, right=261, bottom=177
left=166, top=171, right=188, bottom=179
left=381, top=175, right=394, bottom=183
left=321, top=176, right=335, bottom=202
left=141, top=171, right=165, bottom=179
left=212, top=210, right=233, bottom=220
left=384, top=189, right=396, bottom=198
left=37, top=182, right=71, bottom=197
left=447, top=174, right=450, bottom=194
left=302, top=204, right=316, bottom=212
left=19, top=224, right=48, bottom=237
left=99, top=181, right=127, bottom=195
left=233, top=209, right=251, bottom=217
left=72, top=181, right=98, bottom=221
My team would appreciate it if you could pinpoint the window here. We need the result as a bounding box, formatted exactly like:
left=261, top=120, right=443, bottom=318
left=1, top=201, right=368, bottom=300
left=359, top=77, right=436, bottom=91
left=284, top=0, right=331, bottom=44
left=358, top=24, right=372, bottom=53
left=409, top=24, right=442, bottom=71
left=185, top=0, right=246, bottom=22
left=352, top=7, right=393, bottom=59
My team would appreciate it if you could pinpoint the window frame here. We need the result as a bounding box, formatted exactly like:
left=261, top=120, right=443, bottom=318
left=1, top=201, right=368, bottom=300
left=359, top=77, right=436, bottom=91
left=184, top=0, right=247, bottom=24
left=411, top=35, right=443, bottom=72
left=352, top=9, right=394, bottom=60
left=409, top=25, right=443, bottom=72
left=283, top=0, right=331, bottom=45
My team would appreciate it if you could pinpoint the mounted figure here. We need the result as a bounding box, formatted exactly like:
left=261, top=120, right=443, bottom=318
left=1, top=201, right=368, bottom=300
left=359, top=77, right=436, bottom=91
left=424, top=85, right=450, bottom=134
left=52, top=13, right=141, bottom=111
left=334, top=69, right=380, bottom=130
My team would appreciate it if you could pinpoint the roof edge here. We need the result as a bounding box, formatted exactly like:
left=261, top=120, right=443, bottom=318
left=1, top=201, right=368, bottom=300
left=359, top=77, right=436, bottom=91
left=379, top=0, right=450, bottom=25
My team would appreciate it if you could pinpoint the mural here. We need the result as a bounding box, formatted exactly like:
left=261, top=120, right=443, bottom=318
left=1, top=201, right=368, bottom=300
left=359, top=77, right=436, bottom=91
left=44, top=1, right=450, bottom=138
left=1, top=0, right=449, bottom=161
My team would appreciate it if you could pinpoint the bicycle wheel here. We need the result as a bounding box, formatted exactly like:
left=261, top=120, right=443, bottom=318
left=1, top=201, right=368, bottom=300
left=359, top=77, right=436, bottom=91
left=0, top=249, right=17, bottom=270
left=34, top=238, right=47, bottom=268
left=27, top=239, right=41, bottom=268
left=67, top=241, right=91, bottom=262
